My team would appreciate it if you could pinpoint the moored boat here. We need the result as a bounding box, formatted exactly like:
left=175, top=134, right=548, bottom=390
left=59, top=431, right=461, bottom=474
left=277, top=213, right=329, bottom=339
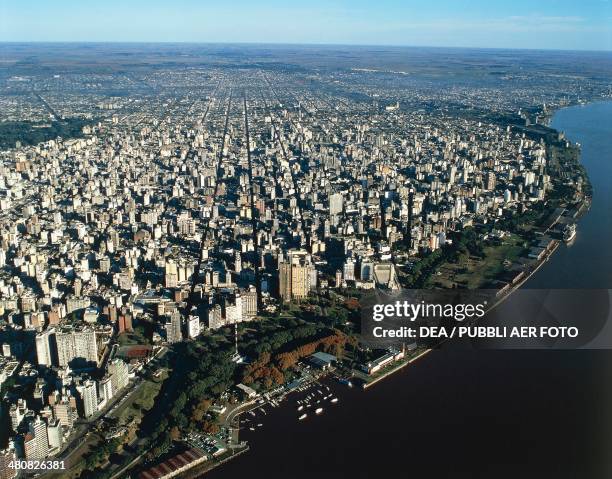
left=563, top=224, right=576, bottom=243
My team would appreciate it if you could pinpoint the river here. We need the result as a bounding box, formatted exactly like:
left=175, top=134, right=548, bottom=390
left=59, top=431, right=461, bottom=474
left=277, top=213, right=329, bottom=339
left=206, top=102, right=612, bottom=479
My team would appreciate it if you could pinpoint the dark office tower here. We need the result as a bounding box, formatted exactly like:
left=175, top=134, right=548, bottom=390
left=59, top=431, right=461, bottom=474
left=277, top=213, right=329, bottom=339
left=421, top=193, right=429, bottom=223
left=407, top=188, right=414, bottom=247
left=379, top=196, right=387, bottom=238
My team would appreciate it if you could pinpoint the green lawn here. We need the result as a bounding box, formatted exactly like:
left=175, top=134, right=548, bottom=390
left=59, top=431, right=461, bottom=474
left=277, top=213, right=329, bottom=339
left=437, top=235, right=526, bottom=289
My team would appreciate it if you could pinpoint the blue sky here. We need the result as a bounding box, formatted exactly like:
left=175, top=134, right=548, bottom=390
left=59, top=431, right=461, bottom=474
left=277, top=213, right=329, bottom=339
left=1, top=0, right=612, bottom=50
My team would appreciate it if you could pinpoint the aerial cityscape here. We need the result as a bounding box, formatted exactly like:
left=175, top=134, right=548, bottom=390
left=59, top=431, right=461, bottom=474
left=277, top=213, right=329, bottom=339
left=1, top=2, right=612, bottom=479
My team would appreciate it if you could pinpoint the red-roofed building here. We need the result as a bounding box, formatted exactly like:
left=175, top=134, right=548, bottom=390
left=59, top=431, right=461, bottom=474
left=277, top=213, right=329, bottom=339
left=138, top=448, right=207, bottom=479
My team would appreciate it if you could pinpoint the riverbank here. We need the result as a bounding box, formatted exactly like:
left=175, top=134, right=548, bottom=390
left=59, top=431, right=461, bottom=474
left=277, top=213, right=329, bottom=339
left=167, top=100, right=598, bottom=479
left=355, top=109, right=592, bottom=388
left=360, top=348, right=433, bottom=389
left=176, top=446, right=250, bottom=479
left=202, top=99, right=612, bottom=479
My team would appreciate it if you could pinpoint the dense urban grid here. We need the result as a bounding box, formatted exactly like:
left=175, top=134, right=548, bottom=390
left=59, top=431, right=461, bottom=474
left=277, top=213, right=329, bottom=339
left=0, top=44, right=609, bottom=478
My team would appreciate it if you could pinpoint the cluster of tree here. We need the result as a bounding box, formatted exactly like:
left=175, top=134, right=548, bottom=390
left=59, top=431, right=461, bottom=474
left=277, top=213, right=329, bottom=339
left=136, top=340, right=236, bottom=461
left=241, top=352, right=285, bottom=389
left=241, top=330, right=348, bottom=389
left=275, top=331, right=348, bottom=370
left=406, top=248, right=444, bottom=288
left=0, top=118, right=91, bottom=149
left=447, top=227, right=485, bottom=261
left=78, top=437, right=122, bottom=478
left=187, top=398, right=218, bottom=433
left=240, top=321, right=320, bottom=358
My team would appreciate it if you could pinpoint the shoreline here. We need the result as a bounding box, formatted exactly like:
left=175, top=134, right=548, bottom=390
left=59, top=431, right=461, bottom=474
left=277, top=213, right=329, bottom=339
left=171, top=99, right=599, bottom=478
left=178, top=446, right=250, bottom=479
left=356, top=99, right=597, bottom=389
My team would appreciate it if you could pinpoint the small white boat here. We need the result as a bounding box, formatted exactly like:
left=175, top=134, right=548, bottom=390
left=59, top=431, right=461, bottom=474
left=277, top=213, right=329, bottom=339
left=257, top=423, right=263, bottom=427
left=315, top=407, right=323, bottom=415
left=331, top=398, right=338, bottom=403
left=249, top=427, right=255, bottom=431
left=297, top=405, right=304, bottom=411
left=249, top=411, right=256, bottom=417
left=299, top=413, right=307, bottom=420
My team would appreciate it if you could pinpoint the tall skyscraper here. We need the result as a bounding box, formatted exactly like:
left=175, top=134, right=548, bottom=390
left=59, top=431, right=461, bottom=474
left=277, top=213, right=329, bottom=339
left=187, top=315, right=200, bottom=338
left=279, top=250, right=314, bottom=302
left=55, top=328, right=98, bottom=367
left=35, top=329, right=55, bottom=367
left=108, top=359, right=130, bottom=393
left=46, top=418, right=62, bottom=451
left=99, top=376, right=114, bottom=404
left=241, top=287, right=258, bottom=318
left=485, top=171, right=496, bottom=191
left=77, top=380, right=98, bottom=418
left=165, top=309, right=183, bottom=343
left=343, top=258, right=356, bottom=281
left=25, top=416, right=48, bottom=460
left=329, top=192, right=344, bottom=216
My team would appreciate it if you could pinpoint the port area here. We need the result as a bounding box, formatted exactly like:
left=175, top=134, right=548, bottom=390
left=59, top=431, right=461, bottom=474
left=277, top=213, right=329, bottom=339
left=171, top=445, right=250, bottom=479
left=225, top=365, right=334, bottom=427
left=355, top=348, right=432, bottom=389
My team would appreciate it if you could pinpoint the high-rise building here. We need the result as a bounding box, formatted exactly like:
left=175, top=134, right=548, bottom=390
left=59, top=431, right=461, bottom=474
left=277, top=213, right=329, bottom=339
left=241, top=287, right=258, bottom=318
left=360, top=261, right=374, bottom=281
left=279, top=250, right=314, bottom=302
left=329, top=192, right=344, bottom=216
left=234, top=251, right=242, bottom=273
left=55, top=328, right=98, bottom=367
left=225, top=296, right=243, bottom=324
left=207, top=305, right=224, bottom=329
left=0, top=445, right=17, bottom=479
left=485, top=171, right=496, bottom=191
left=77, top=380, right=98, bottom=418
left=165, top=309, right=183, bottom=343
left=35, top=329, right=55, bottom=367
left=343, top=258, right=356, bottom=281
left=177, top=212, right=196, bottom=236
left=164, top=259, right=178, bottom=288
left=279, top=261, right=293, bottom=302
left=118, top=308, right=133, bottom=333
left=9, top=399, right=27, bottom=431
left=46, top=418, right=62, bottom=451
left=108, top=359, right=129, bottom=393
left=187, top=315, right=200, bottom=338
left=99, top=376, right=113, bottom=404
left=449, top=165, right=457, bottom=185
left=25, top=416, right=48, bottom=460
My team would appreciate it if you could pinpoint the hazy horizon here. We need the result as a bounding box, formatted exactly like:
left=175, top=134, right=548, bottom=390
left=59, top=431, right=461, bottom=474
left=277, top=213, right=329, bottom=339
left=1, top=0, right=612, bottom=51
left=1, top=41, right=612, bottom=55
